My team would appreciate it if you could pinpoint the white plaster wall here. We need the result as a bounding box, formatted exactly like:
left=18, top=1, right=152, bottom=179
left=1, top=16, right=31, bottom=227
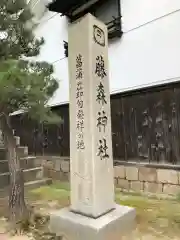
left=32, top=12, right=69, bottom=105
left=32, top=0, right=180, bottom=105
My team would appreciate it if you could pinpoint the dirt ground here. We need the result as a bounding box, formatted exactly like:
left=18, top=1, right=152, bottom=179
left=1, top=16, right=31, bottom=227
left=0, top=182, right=180, bottom=239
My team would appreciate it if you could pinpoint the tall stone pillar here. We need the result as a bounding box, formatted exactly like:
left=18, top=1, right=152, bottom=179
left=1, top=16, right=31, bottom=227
left=50, top=13, right=135, bottom=240
left=69, top=11, right=114, bottom=219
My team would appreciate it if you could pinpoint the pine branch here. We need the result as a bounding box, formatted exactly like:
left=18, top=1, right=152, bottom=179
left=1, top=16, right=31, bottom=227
left=0, top=0, right=60, bottom=124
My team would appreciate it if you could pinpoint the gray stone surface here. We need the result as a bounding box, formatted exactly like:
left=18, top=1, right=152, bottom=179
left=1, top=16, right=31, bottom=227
left=130, top=181, right=144, bottom=192
left=126, top=167, right=139, bottom=181
left=50, top=205, right=136, bottom=240
left=114, top=166, right=125, bottom=179
left=157, top=169, right=179, bottom=184
left=163, top=184, right=180, bottom=195
left=138, top=167, right=157, bottom=182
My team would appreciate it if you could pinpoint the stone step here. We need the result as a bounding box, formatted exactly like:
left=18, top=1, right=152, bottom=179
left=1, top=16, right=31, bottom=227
left=0, top=173, right=9, bottom=189
left=0, top=148, right=6, bottom=160
left=0, top=167, right=43, bottom=189
left=0, top=160, right=9, bottom=174
left=18, top=146, right=28, bottom=158
left=20, top=156, right=37, bottom=169
left=0, top=157, right=37, bottom=173
left=23, top=167, right=43, bottom=183
left=14, top=136, right=20, bottom=146
left=0, top=146, right=28, bottom=161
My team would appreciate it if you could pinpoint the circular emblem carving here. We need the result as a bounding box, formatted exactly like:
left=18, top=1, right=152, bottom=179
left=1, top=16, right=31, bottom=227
left=93, top=25, right=105, bottom=47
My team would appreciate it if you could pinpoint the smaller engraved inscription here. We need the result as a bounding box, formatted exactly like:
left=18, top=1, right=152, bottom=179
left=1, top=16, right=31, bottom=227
left=76, top=54, right=85, bottom=150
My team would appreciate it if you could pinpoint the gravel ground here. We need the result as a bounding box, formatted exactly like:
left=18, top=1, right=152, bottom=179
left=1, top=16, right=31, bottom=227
left=1, top=183, right=180, bottom=240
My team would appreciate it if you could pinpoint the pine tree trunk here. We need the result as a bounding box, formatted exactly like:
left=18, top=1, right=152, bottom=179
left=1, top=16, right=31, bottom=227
left=0, top=114, right=28, bottom=224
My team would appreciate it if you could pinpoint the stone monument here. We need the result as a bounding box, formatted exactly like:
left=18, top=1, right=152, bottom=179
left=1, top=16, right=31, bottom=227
left=50, top=13, right=136, bottom=240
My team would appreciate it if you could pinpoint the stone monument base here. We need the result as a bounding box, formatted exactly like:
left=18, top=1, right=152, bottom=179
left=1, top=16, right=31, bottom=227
left=50, top=205, right=136, bottom=240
